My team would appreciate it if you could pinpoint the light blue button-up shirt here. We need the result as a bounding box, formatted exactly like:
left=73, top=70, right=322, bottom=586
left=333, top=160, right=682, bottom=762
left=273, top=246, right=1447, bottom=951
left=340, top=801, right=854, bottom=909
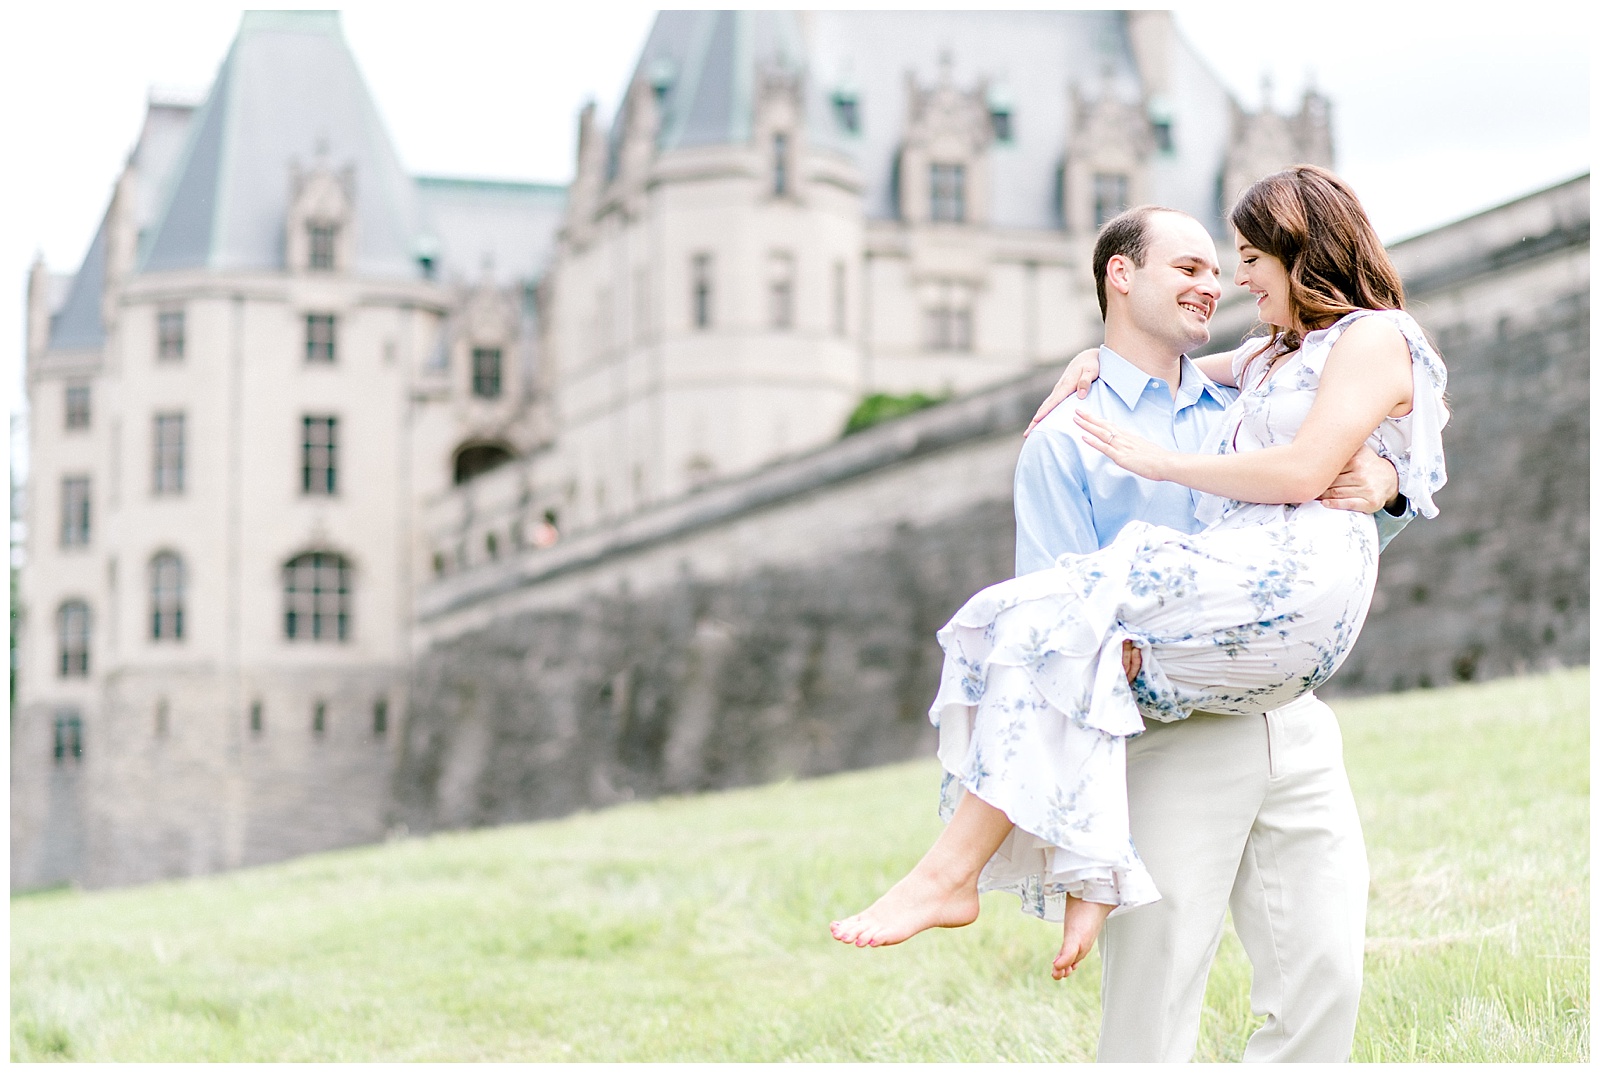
left=1014, top=345, right=1409, bottom=575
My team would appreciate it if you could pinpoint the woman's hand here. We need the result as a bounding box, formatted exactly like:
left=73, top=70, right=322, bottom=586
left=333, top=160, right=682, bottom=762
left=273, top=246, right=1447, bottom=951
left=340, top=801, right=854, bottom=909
left=1073, top=411, right=1177, bottom=482
left=1024, top=348, right=1102, bottom=438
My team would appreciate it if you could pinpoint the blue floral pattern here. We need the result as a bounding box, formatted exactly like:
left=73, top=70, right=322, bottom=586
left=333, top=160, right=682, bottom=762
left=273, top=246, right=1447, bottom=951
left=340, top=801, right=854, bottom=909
left=928, top=308, right=1448, bottom=921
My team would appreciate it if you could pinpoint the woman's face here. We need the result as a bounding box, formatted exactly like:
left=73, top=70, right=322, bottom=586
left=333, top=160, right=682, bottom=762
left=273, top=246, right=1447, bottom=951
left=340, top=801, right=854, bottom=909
left=1234, top=238, right=1292, bottom=329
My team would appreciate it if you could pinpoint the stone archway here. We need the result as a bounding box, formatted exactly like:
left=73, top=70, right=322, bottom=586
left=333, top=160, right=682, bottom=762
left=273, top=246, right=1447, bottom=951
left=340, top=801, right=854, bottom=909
left=453, top=442, right=515, bottom=485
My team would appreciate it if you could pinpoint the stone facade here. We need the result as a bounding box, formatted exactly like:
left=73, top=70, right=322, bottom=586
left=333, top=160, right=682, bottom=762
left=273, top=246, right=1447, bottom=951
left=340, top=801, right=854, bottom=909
left=523, top=9, right=1329, bottom=539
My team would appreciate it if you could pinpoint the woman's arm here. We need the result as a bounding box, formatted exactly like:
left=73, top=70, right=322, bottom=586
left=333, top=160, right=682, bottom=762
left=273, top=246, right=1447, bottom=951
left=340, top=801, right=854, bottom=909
left=1192, top=350, right=1238, bottom=388
left=1075, top=317, right=1414, bottom=504
left=1024, top=348, right=1101, bottom=437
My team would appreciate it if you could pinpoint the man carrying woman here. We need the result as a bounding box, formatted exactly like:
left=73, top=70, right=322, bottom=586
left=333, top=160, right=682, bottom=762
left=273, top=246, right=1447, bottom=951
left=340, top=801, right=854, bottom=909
left=834, top=167, right=1440, bottom=1062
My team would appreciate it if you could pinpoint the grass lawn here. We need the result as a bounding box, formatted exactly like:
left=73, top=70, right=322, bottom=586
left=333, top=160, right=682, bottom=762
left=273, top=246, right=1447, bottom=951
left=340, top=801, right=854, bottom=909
left=11, top=668, right=1589, bottom=1061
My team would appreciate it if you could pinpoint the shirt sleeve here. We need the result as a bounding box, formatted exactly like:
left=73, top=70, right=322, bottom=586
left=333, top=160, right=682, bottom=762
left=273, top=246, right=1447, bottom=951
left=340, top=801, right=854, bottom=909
left=1014, top=421, right=1099, bottom=575
left=1373, top=498, right=1416, bottom=553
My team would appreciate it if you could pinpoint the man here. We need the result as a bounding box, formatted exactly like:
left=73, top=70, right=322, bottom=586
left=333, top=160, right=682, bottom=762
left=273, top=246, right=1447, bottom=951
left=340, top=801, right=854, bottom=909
left=1015, top=205, right=1410, bottom=1061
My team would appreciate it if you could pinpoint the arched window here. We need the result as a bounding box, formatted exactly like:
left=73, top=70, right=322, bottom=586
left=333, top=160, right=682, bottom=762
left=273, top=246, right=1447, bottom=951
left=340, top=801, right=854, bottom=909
left=453, top=442, right=514, bottom=485
left=283, top=552, right=352, bottom=642
left=58, top=601, right=90, bottom=677
left=150, top=552, right=185, bottom=640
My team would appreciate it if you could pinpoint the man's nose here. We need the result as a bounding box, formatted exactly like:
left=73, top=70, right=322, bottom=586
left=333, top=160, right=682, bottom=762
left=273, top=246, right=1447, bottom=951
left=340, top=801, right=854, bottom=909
left=1198, top=272, right=1223, bottom=299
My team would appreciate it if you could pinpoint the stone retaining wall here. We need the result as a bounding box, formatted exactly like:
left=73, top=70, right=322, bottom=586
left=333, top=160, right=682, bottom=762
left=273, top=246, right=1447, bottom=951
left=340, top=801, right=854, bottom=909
left=396, top=176, right=1589, bottom=834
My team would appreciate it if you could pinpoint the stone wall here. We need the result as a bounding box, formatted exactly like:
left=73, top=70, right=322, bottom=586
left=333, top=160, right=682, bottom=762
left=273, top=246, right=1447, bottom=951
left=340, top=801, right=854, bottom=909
left=398, top=508, right=1015, bottom=829
left=353, top=175, right=1587, bottom=837
left=397, top=176, right=1589, bottom=835
left=11, top=665, right=399, bottom=889
left=1339, top=185, right=1590, bottom=689
left=398, top=380, right=1036, bottom=830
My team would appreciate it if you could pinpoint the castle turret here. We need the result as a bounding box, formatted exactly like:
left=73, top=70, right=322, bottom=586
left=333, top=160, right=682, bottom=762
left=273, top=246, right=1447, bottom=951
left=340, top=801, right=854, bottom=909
left=896, top=57, right=995, bottom=227
left=25, top=255, right=51, bottom=369
left=1221, top=77, right=1336, bottom=215
left=563, top=102, right=605, bottom=252
left=1062, top=81, right=1154, bottom=237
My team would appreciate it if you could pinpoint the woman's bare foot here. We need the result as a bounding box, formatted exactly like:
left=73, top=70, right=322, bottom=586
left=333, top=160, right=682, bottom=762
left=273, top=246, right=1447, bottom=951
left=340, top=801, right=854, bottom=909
left=1052, top=896, right=1115, bottom=980
left=831, top=788, right=1014, bottom=949
left=830, top=862, right=981, bottom=948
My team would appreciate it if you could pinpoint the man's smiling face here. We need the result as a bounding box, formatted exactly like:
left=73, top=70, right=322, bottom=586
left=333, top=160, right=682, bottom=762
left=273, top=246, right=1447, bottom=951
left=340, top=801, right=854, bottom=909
left=1122, top=211, right=1223, bottom=355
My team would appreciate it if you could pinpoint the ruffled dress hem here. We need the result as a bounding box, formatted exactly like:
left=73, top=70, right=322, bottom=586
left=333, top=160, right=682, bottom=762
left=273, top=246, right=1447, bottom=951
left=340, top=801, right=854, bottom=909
left=937, top=766, right=1162, bottom=921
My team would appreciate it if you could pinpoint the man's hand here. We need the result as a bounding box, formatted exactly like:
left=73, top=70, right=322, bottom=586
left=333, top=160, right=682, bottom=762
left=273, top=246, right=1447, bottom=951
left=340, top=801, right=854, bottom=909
left=1317, top=445, right=1401, bottom=514
left=1024, top=348, right=1102, bottom=438
left=1122, top=640, right=1141, bottom=685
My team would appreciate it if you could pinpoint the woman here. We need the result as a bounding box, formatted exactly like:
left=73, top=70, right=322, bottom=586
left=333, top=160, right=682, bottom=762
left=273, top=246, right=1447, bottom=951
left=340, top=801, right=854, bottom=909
left=829, top=165, right=1448, bottom=980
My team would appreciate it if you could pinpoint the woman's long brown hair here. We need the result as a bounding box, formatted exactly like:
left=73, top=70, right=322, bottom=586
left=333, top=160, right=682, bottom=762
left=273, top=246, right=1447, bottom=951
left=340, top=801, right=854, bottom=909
left=1230, top=164, right=1405, bottom=357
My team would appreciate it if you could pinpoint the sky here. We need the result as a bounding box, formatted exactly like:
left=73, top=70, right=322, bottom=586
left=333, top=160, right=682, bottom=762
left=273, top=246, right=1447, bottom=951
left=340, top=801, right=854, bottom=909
left=2, top=1, right=1591, bottom=438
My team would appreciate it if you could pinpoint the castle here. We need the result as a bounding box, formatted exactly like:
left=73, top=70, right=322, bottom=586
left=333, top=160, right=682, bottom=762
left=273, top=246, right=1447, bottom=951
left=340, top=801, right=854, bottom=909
left=20, top=10, right=1567, bottom=890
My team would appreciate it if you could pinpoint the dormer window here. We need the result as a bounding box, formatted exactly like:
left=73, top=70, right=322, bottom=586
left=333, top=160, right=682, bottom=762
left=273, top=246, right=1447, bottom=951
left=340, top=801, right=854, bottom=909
left=832, top=89, right=860, bottom=134
left=1152, top=118, right=1173, bottom=154
left=987, top=84, right=1015, bottom=144
left=288, top=165, right=352, bottom=275
left=648, top=57, right=676, bottom=102
left=1149, top=96, right=1175, bottom=154
left=989, top=108, right=1012, bottom=143
left=308, top=223, right=338, bottom=270
left=415, top=235, right=439, bottom=280
left=930, top=163, right=966, bottom=223
left=1094, top=172, right=1129, bottom=228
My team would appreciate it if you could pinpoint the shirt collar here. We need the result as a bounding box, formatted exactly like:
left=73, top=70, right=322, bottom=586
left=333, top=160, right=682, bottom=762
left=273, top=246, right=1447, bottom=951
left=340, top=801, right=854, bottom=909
left=1097, top=345, right=1231, bottom=411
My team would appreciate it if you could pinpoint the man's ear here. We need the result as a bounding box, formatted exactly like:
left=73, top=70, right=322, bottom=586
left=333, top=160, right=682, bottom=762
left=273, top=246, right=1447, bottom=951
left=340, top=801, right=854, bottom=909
left=1105, top=254, right=1135, bottom=297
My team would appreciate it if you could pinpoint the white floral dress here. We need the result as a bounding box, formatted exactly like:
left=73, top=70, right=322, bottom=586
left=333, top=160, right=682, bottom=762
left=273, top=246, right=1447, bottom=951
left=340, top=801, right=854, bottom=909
left=930, top=309, right=1449, bottom=919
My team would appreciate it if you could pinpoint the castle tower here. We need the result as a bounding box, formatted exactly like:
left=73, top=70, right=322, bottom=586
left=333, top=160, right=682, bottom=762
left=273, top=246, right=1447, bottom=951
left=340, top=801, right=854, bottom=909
left=544, top=10, right=867, bottom=522
left=11, top=11, right=561, bottom=888
left=1220, top=77, right=1337, bottom=218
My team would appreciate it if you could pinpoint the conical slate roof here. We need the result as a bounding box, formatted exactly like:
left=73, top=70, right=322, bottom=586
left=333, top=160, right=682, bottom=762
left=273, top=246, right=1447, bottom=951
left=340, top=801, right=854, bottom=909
left=49, top=101, right=195, bottom=349
left=47, top=210, right=109, bottom=349
left=140, top=10, right=421, bottom=278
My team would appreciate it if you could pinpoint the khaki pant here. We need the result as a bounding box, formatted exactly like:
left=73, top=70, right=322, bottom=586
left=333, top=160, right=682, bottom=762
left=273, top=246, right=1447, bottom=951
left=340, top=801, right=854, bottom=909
left=1097, top=694, right=1368, bottom=1062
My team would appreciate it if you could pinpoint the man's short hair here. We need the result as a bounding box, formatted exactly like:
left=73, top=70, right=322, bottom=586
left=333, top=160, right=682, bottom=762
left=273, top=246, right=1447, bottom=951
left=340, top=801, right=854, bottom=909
left=1092, top=205, right=1183, bottom=320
